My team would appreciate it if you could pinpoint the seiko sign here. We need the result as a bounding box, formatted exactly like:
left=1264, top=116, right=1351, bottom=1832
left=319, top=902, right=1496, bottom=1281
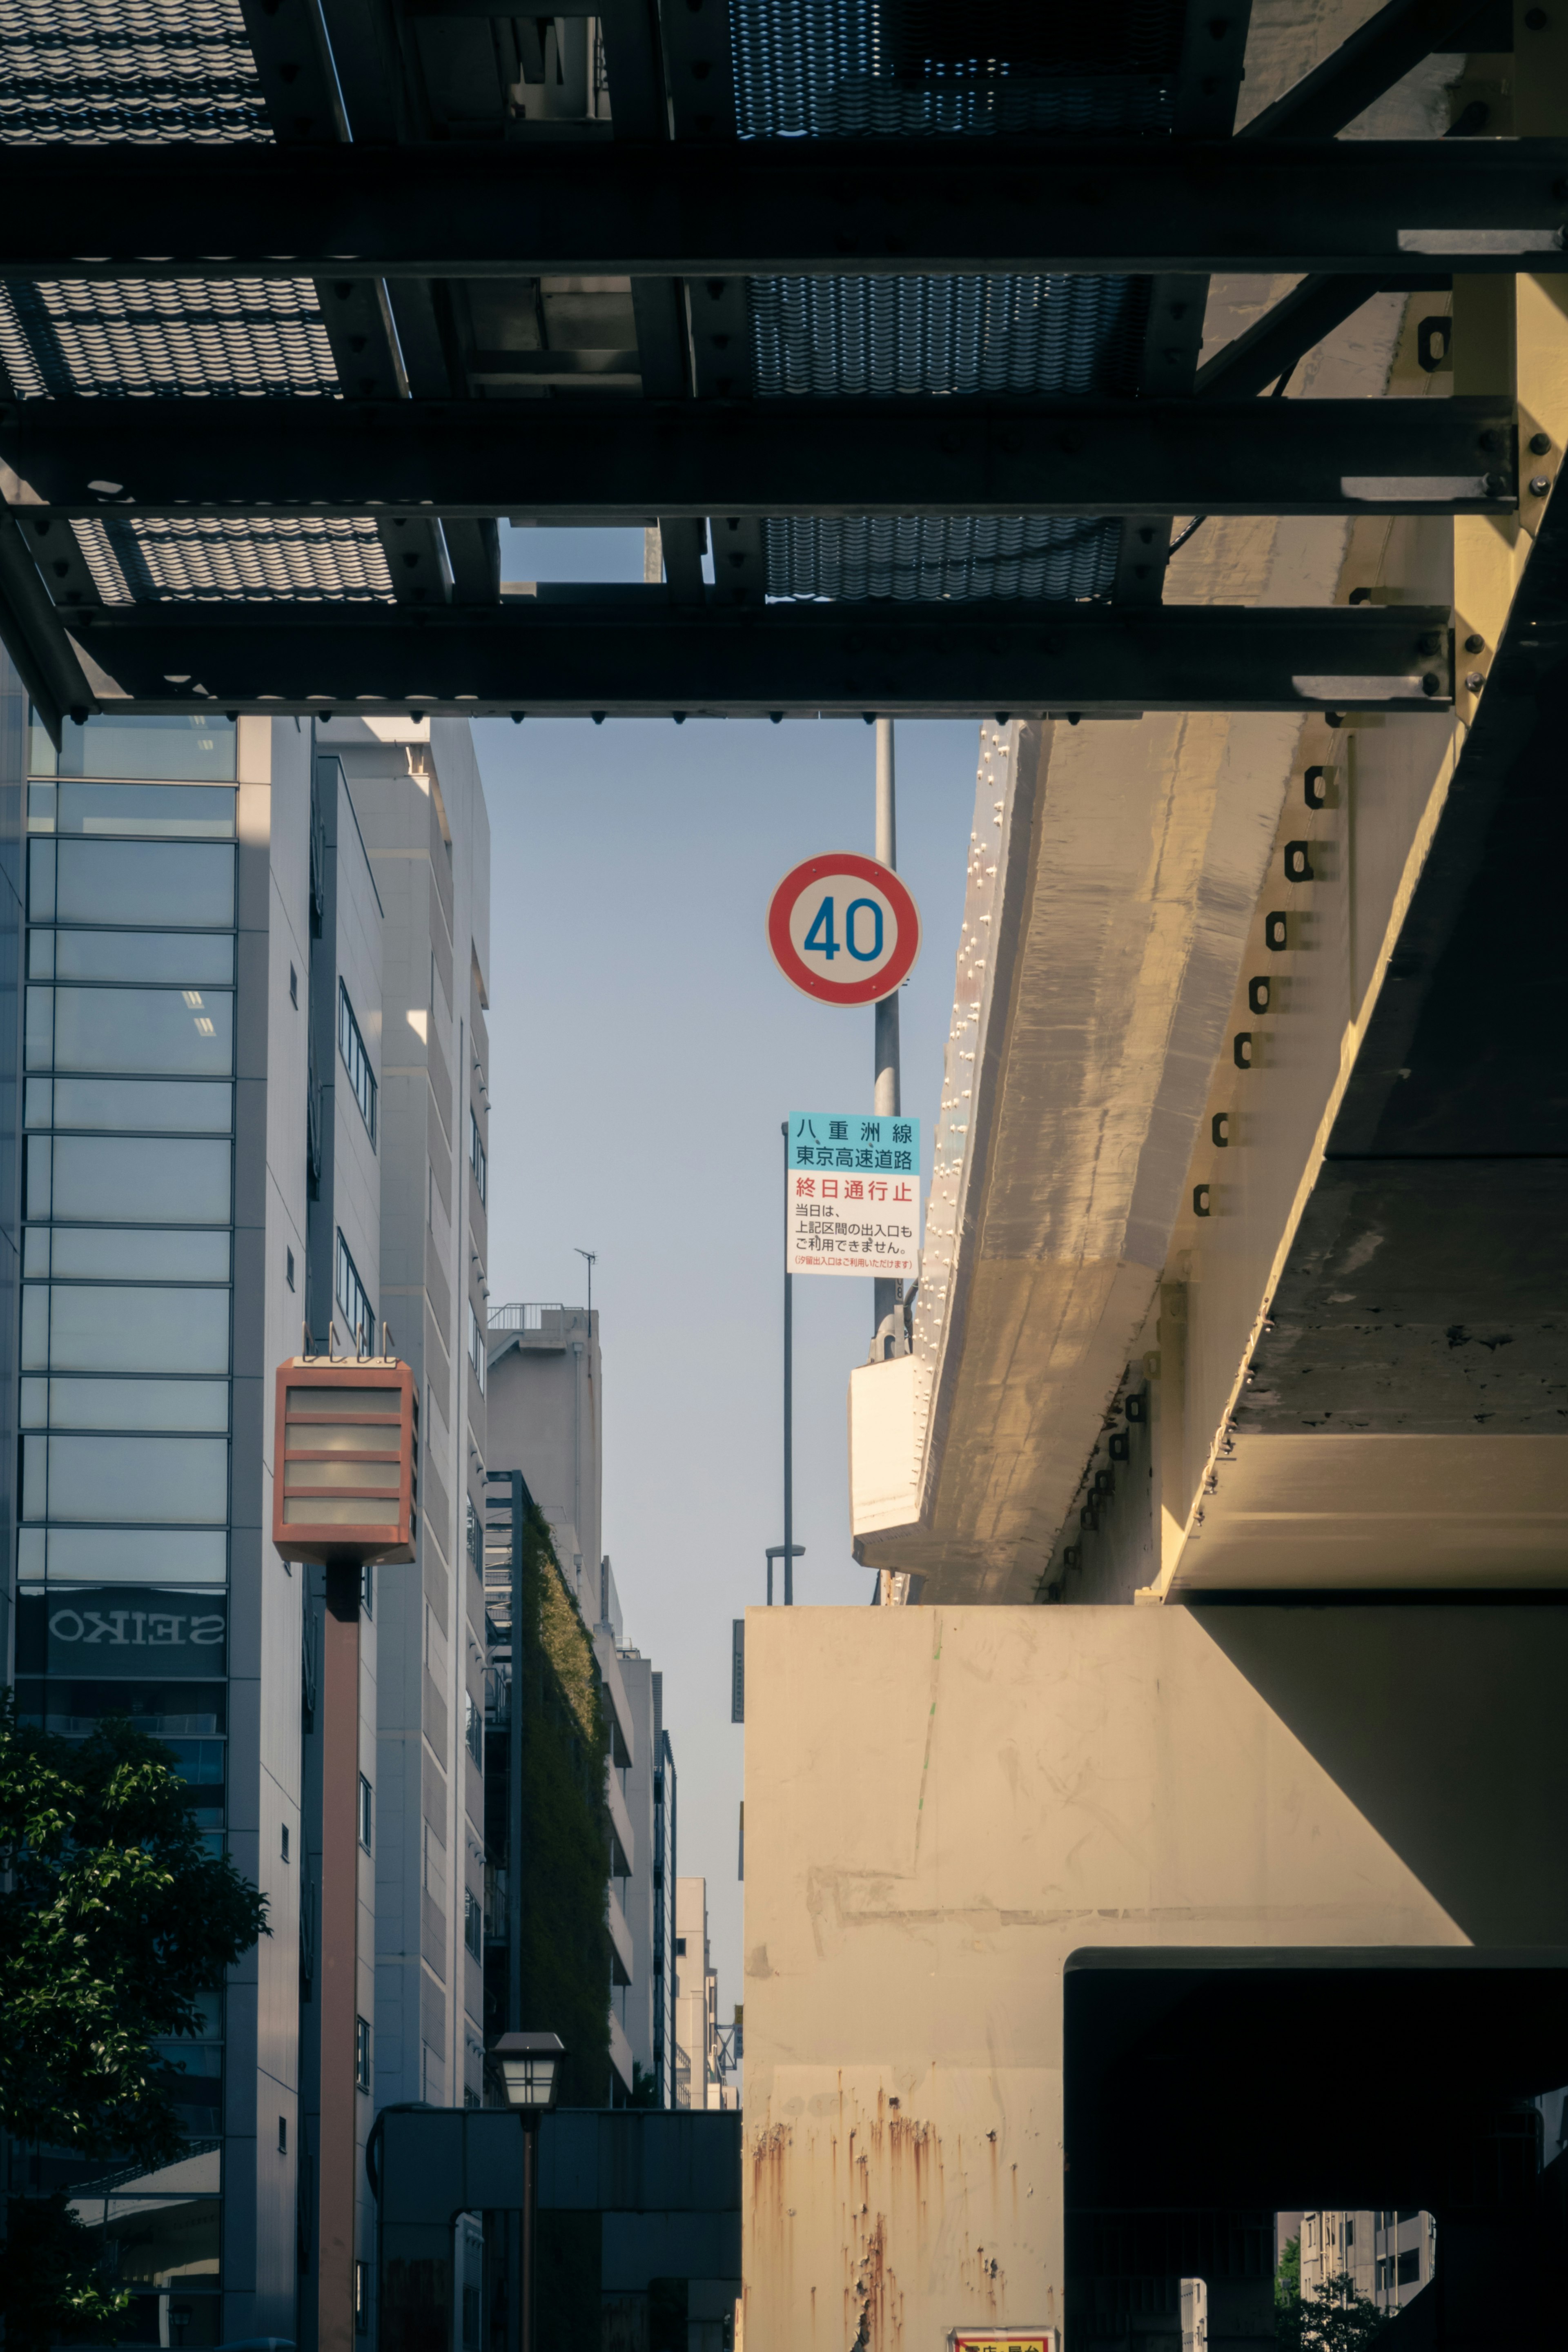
left=23, top=1586, right=227, bottom=1677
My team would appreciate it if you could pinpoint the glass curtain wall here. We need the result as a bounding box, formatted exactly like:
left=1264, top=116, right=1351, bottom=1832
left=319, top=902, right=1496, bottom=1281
left=15, top=712, right=238, bottom=2351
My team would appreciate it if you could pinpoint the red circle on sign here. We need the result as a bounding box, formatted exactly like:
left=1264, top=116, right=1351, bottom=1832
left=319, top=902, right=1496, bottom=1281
left=767, top=853, right=921, bottom=1006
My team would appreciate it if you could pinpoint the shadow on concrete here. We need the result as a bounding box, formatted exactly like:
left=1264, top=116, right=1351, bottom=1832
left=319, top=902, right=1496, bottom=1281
left=1184, top=1604, right=1568, bottom=1947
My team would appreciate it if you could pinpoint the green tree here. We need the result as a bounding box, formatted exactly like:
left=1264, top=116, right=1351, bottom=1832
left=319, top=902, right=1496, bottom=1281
left=0, top=1693, right=268, bottom=2163
left=1276, top=2252, right=1388, bottom=2352
left=0, top=2193, right=135, bottom=2352
left=1276, top=2235, right=1303, bottom=2350
left=1302, top=2272, right=1388, bottom=2352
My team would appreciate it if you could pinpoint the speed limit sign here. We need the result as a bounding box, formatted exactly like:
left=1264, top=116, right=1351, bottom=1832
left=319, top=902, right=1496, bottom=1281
left=767, top=852, right=921, bottom=1007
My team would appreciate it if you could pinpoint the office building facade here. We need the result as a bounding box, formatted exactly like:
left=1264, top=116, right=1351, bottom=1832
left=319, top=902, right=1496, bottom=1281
left=1300, top=2210, right=1437, bottom=2316
left=617, top=1639, right=678, bottom=2107
left=2, top=684, right=491, bottom=2351
left=485, top=1308, right=677, bottom=2107
left=674, top=1877, right=738, bottom=2114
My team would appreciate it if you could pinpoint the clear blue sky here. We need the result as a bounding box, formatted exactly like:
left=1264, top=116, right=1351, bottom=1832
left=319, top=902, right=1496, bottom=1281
left=474, top=529, right=981, bottom=2009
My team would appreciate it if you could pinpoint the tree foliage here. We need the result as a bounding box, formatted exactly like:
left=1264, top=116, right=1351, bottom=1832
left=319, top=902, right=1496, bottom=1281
left=1276, top=2257, right=1388, bottom=2352
left=517, top=1503, right=612, bottom=2109
left=0, top=2194, right=132, bottom=2352
left=0, top=1693, right=269, bottom=2167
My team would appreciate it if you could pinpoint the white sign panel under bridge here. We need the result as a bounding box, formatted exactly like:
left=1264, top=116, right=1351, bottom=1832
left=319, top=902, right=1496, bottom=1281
left=787, top=1111, right=920, bottom=1280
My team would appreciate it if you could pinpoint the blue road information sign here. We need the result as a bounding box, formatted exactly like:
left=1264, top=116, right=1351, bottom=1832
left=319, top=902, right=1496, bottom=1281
left=787, top=1113, right=920, bottom=1279
left=788, top=1111, right=920, bottom=1175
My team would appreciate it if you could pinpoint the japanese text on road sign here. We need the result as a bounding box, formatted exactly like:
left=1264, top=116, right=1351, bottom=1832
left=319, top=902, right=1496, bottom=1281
left=789, top=1111, right=920, bottom=1176
left=787, top=1111, right=920, bottom=1278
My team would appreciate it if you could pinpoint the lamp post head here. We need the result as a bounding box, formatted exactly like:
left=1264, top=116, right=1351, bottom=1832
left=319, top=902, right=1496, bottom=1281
left=493, top=2031, right=565, bottom=2112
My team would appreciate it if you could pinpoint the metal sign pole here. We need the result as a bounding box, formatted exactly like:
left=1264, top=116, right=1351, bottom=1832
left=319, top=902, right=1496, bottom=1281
left=781, top=1119, right=794, bottom=1604
left=873, top=718, right=904, bottom=1361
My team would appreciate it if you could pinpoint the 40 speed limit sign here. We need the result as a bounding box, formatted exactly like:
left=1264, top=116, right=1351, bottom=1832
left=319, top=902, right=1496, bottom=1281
left=767, top=852, right=921, bottom=1006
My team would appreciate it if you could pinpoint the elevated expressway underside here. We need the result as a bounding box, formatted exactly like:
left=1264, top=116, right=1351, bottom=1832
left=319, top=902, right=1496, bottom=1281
left=0, top=0, right=1561, bottom=729
left=852, top=252, right=1568, bottom=1603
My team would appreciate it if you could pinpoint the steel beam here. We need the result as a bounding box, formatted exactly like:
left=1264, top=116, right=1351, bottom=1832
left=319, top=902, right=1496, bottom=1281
left=1241, top=0, right=1499, bottom=140
left=57, top=601, right=1454, bottom=717
left=1194, top=276, right=1451, bottom=399
left=3, top=140, right=1567, bottom=278
left=1, top=397, right=1516, bottom=519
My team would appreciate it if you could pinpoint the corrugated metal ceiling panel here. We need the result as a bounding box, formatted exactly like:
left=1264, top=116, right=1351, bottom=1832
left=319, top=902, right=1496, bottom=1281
left=735, top=0, right=1170, bottom=600
left=75, top=514, right=394, bottom=602
left=751, top=274, right=1149, bottom=401
left=764, top=514, right=1121, bottom=602
left=731, top=0, right=1182, bottom=138
left=0, top=0, right=387, bottom=606
left=0, top=276, right=338, bottom=400
left=0, top=0, right=268, bottom=143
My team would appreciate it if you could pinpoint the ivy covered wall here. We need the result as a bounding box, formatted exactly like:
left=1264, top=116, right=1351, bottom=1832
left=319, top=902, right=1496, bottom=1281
left=485, top=1501, right=612, bottom=2109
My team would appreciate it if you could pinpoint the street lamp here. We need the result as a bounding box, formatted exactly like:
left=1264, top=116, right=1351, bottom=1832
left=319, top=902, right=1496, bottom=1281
left=492, top=2034, right=564, bottom=2352
left=494, top=2030, right=564, bottom=2113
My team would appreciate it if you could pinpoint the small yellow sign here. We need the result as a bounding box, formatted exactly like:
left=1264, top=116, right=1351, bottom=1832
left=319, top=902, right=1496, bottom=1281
left=950, top=2333, right=1057, bottom=2352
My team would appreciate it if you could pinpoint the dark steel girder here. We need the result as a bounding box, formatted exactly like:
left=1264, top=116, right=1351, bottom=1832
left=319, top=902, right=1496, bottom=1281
left=60, top=603, right=1454, bottom=718
left=3, top=140, right=1567, bottom=278
left=2, top=397, right=1517, bottom=521
left=1195, top=276, right=1451, bottom=400
left=1240, top=0, right=1502, bottom=140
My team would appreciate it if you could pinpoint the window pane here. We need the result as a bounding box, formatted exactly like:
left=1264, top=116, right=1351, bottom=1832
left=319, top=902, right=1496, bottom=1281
left=32, top=1378, right=230, bottom=1433
left=49, top=1136, right=231, bottom=1224
left=51, top=931, right=236, bottom=986
left=35, top=1526, right=227, bottom=1583
left=30, top=1434, right=228, bottom=1525
left=53, top=841, right=236, bottom=929
left=42, top=714, right=238, bottom=784
left=16, top=1680, right=225, bottom=1736
left=38, top=987, right=234, bottom=1078
left=55, top=783, right=236, bottom=840
left=42, top=1227, right=232, bottom=1282
left=34, top=1285, right=230, bottom=1374
left=51, top=1078, right=233, bottom=1134
left=24, top=987, right=51, bottom=1069
left=335, top=1234, right=375, bottom=1345
left=21, top=1287, right=47, bottom=1369
left=19, top=1584, right=226, bottom=1675
left=27, top=839, right=55, bottom=920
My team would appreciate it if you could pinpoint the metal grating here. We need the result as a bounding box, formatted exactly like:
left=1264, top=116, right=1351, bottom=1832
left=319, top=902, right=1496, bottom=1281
left=73, top=514, right=395, bottom=602
left=0, top=2, right=376, bottom=615
left=751, top=274, right=1149, bottom=400
left=729, top=0, right=1183, bottom=138
left=0, top=0, right=269, bottom=143
left=733, top=0, right=1168, bottom=601
left=0, top=277, right=339, bottom=400
left=763, top=513, right=1121, bottom=601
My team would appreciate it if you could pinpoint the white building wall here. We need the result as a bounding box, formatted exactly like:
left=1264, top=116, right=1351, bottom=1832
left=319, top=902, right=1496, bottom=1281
left=486, top=1307, right=602, bottom=1617
left=330, top=716, right=490, bottom=2119
left=1299, top=2209, right=1436, bottom=2315
left=619, top=1650, right=659, bottom=2091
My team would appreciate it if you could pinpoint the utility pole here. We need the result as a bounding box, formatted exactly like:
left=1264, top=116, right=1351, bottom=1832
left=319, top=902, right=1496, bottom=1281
left=780, top=1123, right=795, bottom=1602
left=873, top=717, right=905, bottom=1362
